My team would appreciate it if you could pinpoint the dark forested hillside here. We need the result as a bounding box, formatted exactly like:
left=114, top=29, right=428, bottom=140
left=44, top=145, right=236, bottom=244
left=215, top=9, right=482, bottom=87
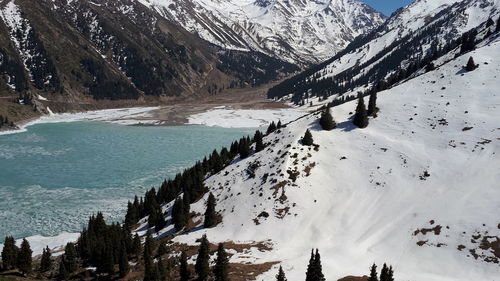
left=0, top=0, right=297, bottom=109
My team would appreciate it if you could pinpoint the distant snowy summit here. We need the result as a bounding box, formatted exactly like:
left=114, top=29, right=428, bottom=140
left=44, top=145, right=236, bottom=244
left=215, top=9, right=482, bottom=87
left=138, top=0, right=386, bottom=65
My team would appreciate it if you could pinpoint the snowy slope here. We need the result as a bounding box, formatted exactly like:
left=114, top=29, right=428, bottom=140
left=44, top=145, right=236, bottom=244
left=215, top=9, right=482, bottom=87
left=161, top=39, right=500, bottom=280
left=317, top=0, right=499, bottom=80
left=137, top=0, right=385, bottom=65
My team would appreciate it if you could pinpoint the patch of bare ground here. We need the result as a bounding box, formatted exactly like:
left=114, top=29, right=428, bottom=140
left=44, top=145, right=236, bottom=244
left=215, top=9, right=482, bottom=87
left=337, top=276, right=369, bottom=281
left=162, top=240, right=276, bottom=281
left=413, top=225, right=442, bottom=236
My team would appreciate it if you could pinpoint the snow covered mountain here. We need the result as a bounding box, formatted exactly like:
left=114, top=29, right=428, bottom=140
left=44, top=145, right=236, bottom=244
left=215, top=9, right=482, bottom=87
left=137, top=0, right=386, bottom=65
left=143, top=35, right=500, bottom=280
left=268, top=0, right=500, bottom=103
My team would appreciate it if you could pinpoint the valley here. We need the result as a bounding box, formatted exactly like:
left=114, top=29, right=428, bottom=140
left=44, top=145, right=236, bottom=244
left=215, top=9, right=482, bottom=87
left=0, top=0, right=499, bottom=281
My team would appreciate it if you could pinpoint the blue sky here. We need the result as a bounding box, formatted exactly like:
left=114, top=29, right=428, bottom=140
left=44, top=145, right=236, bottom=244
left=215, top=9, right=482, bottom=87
left=359, top=0, right=416, bottom=16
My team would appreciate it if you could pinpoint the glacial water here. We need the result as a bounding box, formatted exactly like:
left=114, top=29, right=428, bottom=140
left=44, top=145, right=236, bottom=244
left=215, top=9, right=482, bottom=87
left=0, top=121, right=255, bottom=241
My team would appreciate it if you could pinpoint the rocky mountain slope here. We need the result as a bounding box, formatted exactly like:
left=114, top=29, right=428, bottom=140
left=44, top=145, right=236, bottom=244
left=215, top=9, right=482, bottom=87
left=268, top=0, right=500, bottom=104
left=143, top=35, right=500, bottom=281
left=138, top=0, right=386, bottom=65
left=0, top=0, right=298, bottom=115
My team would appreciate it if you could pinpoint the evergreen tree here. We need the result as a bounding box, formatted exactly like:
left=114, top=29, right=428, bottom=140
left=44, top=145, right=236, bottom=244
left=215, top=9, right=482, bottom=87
left=302, top=129, right=314, bottom=146
left=368, top=263, right=378, bottom=281
left=379, top=263, right=388, bottom=281
left=204, top=193, right=217, bottom=228
left=144, top=232, right=158, bottom=281
left=40, top=246, right=52, bottom=272
left=238, top=137, right=251, bottom=159
left=305, top=250, right=314, bottom=281
left=497, top=16, right=500, bottom=32
left=353, top=96, right=369, bottom=128
left=119, top=245, right=129, bottom=278
left=254, top=130, right=265, bottom=152
left=465, top=56, right=478, bottom=72
left=158, top=242, right=168, bottom=257
left=172, top=197, right=188, bottom=230
left=179, top=251, right=191, bottom=281
left=158, top=257, right=168, bottom=281
left=319, top=107, right=336, bottom=130
left=312, top=249, right=325, bottom=281
left=17, top=238, right=32, bottom=275
left=266, top=121, right=277, bottom=134
left=305, top=249, right=325, bottom=281
left=132, top=233, right=142, bottom=258
left=1, top=236, right=18, bottom=270
left=367, top=92, right=378, bottom=117
left=277, top=120, right=283, bottom=129
left=62, top=242, right=78, bottom=273
left=195, top=234, right=210, bottom=281
left=58, top=260, right=69, bottom=280
left=486, top=17, right=494, bottom=27
left=387, top=266, right=394, bottom=281
left=276, top=265, right=287, bottom=281
left=214, top=243, right=229, bottom=281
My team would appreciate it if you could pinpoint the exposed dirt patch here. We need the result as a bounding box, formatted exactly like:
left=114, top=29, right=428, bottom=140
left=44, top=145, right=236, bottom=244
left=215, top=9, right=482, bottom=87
left=413, top=225, right=442, bottom=236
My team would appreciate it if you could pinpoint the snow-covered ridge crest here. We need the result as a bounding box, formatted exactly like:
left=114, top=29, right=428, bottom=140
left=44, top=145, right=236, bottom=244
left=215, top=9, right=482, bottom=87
left=167, top=39, right=500, bottom=281
left=136, top=0, right=386, bottom=65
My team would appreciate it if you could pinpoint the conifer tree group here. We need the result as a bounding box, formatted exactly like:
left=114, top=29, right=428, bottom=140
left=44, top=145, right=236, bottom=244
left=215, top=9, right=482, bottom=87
left=353, top=96, right=369, bottom=128
left=1, top=237, right=32, bottom=275
left=368, top=263, right=395, bottom=281
left=40, top=246, right=53, bottom=272
left=305, top=249, right=325, bottom=281
left=319, top=107, right=336, bottom=130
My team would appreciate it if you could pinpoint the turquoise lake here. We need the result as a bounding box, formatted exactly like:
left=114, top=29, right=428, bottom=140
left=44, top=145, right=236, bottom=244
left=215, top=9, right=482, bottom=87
left=0, top=122, right=255, bottom=240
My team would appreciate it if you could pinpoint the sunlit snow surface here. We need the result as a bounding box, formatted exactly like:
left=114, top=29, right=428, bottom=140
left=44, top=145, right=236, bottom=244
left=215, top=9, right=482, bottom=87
left=162, top=39, right=500, bottom=281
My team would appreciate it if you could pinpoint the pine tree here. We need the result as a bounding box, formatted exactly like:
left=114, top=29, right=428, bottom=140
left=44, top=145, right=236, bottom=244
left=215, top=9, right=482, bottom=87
left=195, top=234, right=210, bottom=281
left=313, top=249, right=325, bottom=281
left=486, top=17, right=494, bottom=27
left=172, top=197, right=188, bottom=230
left=319, top=107, right=336, bottom=130
left=379, top=263, right=388, bottom=281
left=305, top=249, right=314, bottom=281
left=368, top=263, right=378, bottom=281
left=367, top=91, right=378, bottom=117
left=254, top=130, right=265, bottom=152
left=302, top=129, right=314, bottom=146
left=17, top=238, right=32, bottom=275
left=204, top=193, right=217, bottom=228
left=63, top=242, right=78, bottom=273
left=465, top=56, right=478, bottom=72
left=277, top=120, right=283, bottom=129
left=497, top=16, right=500, bottom=32
left=238, top=137, right=251, bottom=159
left=158, top=242, right=168, bottom=256
left=158, top=257, right=168, bottom=281
left=180, top=251, right=191, bottom=281
left=132, top=233, right=142, bottom=258
left=353, top=96, right=369, bottom=128
left=266, top=121, right=277, bottom=134
left=144, top=232, right=158, bottom=281
left=305, top=249, right=325, bottom=281
left=59, top=260, right=69, bottom=280
left=1, top=236, right=18, bottom=270
left=40, top=246, right=52, bottom=272
left=214, top=243, right=229, bottom=281
left=119, top=245, right=129, bottom=278
left=387, top=266, right=394, bottom=281
left=276, top=265, right=287, bottom=281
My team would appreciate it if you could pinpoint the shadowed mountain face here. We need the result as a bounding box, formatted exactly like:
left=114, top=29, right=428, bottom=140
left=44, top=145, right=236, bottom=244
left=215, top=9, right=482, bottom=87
left=0, top=0, right=298, bottom=106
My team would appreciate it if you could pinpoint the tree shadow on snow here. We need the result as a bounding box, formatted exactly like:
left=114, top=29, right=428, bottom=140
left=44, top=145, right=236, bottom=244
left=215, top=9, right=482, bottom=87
left=337, top=116, right=357, bottom=132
